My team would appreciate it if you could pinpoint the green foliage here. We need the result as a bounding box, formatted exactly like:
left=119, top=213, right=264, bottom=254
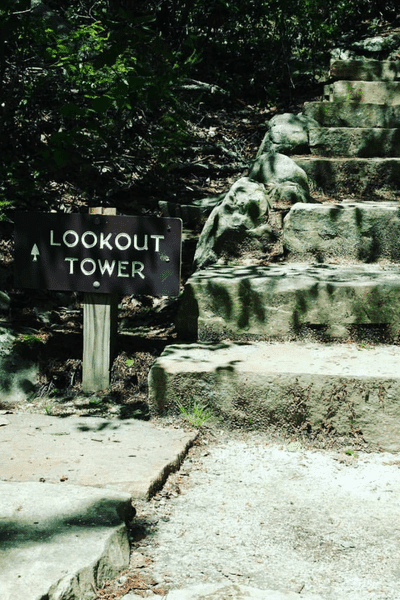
left=0, top=200, right=12, bottom=221
left=0, top=0, right=192, bottom=207
left=176, top=397, right=218, bottom=427
left=345, top=449, right=359, bottom=458
left=149, top=0, right=398, bottom=101
left=89, top=396, right=103, bottom=406
left=13, top=334, right=44, bottom=358
left=0, top=0, right=397, bottom=210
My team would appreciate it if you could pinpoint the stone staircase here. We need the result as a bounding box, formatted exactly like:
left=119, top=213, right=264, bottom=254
left=296, top=59, right=400, bottom=198
left=148, top=54, right=400, bottom=451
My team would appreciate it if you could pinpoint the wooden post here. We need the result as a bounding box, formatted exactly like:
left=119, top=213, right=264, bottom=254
left=82, top=207, right=118, bottom=392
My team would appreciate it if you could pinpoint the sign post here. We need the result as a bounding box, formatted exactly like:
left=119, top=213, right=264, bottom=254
left=14, top=210, right=182, bottom=392
left=83, top=207, right=117, bottom=392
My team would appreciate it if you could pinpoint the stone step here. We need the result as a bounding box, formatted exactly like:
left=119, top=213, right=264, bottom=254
left=0, top=415, right=196, bottom=600
left=293, top=156, right=400, bottom=196
left=175, top=264, right=400, bottom=342
left=148, top=340, right=400, bottom=451
left=0, top=482, right=132, bottom=600
left=326, top=80, right=400, bottom=104
left=283, top=202, right=400, bottom=263
left=303, top=101, right=400, bottom=128
left=308, top=126, right=400, bottom=157
left=330, top=59, right=400, bottom=81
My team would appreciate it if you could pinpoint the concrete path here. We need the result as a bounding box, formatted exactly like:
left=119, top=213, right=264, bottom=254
left=124, top=585, right=323, bottom=599
left=0, top=415, right=196, bottom=600
left=163, top=583, right=323, bottom=599
left=116, top=434, right=400, bottom=600
left=141, top=332, right=400, bottom=600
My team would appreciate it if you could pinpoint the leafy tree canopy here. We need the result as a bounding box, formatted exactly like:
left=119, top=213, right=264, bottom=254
left=0, top=0, right=397, bottom=213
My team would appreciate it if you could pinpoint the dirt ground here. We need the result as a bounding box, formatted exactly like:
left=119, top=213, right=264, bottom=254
left=91, top=422, right=400, bottom=600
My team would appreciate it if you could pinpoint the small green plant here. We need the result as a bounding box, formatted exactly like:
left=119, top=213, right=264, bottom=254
left=357, top=343, right=373, bottom=350
left=13, top=334, right=44, bottom=357
left=44, top=405, right=52, bottom=415
left=345, top=449, right=359, bottom=458
left=125, top=359, right=134, bottom=368
left=0, top=199, right=12, bottom=221
left=89, top=397, right=103, bottom=406
left=175, top=397, right=217, bottom=427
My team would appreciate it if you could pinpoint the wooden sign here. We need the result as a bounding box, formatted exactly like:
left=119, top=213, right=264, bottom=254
left=14, top=212, right=182, bottom=297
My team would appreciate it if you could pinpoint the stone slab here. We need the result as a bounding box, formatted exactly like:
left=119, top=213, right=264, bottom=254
left=148, top=341, right=400, bottom=451
left=175, top=264, right=400, bottom=341
left=283, top=202, right=400, bottom=262
left=303, top=101, right=400, bottom=128
left=0, top=482, right=132, bottom=600
left=327, top=80, right=400, bottom=104
left=164, top=583, right=323, bottom=599
left=293, top=156, right=400, bottom=196
left=0, top=415, right=196, bottom=600
left=309, top=127, right=400, bottom=157
left=0, top=414, right=196, bottom=499
left=330, top=59, right=400, bottom=81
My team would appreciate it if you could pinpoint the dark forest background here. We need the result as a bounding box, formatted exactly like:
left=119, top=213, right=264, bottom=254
left=0, top=0, right=398, bottom=217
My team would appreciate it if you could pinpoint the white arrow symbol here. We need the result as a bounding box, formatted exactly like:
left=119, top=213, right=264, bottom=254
left=31, top=244, right=40, bottom=262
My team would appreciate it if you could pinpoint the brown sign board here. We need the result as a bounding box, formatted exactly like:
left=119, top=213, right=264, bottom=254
left=14, top=212, right=182, bottom=296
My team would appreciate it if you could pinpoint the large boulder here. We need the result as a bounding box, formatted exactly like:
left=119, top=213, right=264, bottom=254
left=249, top=152, right=310, bottom=200
left=265, top=180, right=309, bottom=206
left=257, top=113, right=320, bottom=157
left=193, top=177, right=274, bottom=271
left=193, top=155, right=311, bottom=271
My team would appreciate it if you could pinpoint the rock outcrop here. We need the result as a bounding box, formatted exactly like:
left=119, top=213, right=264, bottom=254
left=249, top=152, right=310, bottom=201
left=256, top=113, right=319, bottom=156
left=193, top=153, right=310, bottom=270
left=193, top=177, right=274, bottom=270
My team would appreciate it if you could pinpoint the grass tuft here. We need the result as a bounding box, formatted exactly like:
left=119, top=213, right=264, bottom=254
left=175, top=397, right=217, bottom=427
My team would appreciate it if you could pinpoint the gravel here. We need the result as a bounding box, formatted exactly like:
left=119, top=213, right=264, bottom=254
left=112, top=429, right=400, bottom=600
